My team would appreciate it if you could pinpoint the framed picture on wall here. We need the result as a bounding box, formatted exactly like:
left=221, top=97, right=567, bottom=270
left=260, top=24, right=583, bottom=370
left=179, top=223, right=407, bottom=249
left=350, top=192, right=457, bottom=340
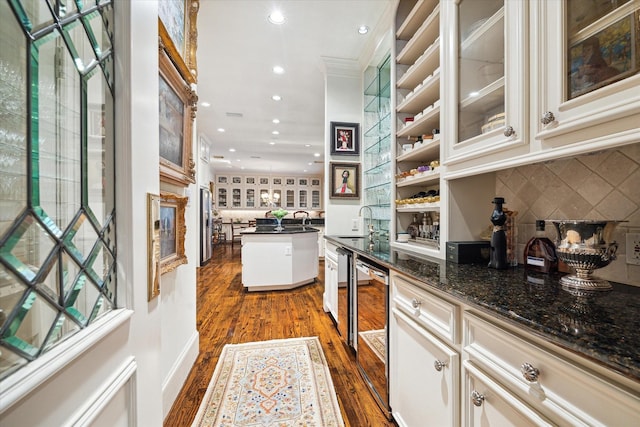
left=159, top=48, right=196, bottom=186
left=330, top=121, right=360, bottom=156
left=330, top=162, right=360, bottom=199
left=158, top=0, right=198, bottom=83
left=159, top=191, right=188, bottom=275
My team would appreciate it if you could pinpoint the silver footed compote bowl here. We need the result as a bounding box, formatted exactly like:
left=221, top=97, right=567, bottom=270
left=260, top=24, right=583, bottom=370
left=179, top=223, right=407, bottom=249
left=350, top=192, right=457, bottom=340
left=550, top=220, right=624, bottom=292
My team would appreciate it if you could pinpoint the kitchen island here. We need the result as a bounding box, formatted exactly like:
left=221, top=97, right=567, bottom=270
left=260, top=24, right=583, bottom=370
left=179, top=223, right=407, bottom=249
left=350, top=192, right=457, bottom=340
left=240, top=224, right=319, bottom=291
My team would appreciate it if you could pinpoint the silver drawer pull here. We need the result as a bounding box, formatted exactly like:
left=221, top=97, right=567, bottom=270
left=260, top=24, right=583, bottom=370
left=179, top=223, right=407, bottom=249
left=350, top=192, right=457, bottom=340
left=471, top=390, right=485, bottom=407
left=434, top=360, right=447, bottom=371
left=541, top=111, right=555, bottom=125
left=521, top=362, right=540, bottom=382
left=411, top=298, right=421, bottom=309
left=503, top=125, right=515, bottom=137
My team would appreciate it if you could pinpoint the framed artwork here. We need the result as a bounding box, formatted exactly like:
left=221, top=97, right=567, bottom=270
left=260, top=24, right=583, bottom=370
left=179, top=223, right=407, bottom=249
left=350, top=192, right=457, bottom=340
left=311, top=178, right=321, bottom=186
left=232, top=176, right=242, bottom=184
left=245, top=176, right=256, bottom=185
left=217, top=175, right=228, bottom=184
left=285, top=177, right=296, bottom=186
left=330, top=121, right=360, bottom=156
left=273, top=177, right=282, bottom=185
left=568, top=14, right=637, bottom=100
left=158, top=0, right=199, bottom=83
left=159, top=48, right=196, bottom=186
left=159, top=191, right=188, bottom=274
left=147, top=193, right=161, bottom=301
left=259, top=177, right=269, bottom=185
left=330, top=162, right=360, bottom=199
left=298, top=178, right=308, bottom=186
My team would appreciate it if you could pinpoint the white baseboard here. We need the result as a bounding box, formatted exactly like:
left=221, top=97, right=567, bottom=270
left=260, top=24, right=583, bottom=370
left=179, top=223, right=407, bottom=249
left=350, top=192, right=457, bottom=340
left=162, top=330, right=200, bottom=419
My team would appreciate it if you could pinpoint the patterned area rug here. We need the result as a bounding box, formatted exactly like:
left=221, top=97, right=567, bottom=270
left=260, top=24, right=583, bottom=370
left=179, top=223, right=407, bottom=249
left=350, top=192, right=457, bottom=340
left=359, top=329, right=386, bottom=364
left=191, top=337, right=345, bottom=427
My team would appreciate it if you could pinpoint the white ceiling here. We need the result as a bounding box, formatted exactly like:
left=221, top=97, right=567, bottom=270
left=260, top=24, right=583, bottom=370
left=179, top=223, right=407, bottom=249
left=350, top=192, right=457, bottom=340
left=196, top=0, right=393, bottom=176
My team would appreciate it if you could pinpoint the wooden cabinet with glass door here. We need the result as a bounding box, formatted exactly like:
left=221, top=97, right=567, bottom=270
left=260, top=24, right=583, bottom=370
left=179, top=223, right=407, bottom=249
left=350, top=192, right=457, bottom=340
left=441, top=0, right=528, bottom=166
left=532, top=0, right=640, bottom=150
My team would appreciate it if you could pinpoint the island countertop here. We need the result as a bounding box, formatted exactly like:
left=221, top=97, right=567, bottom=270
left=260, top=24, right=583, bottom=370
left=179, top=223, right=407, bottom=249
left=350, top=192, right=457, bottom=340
left=241, top=225, right=319, bottom=235
left=324, top=235, right=640, bottom=383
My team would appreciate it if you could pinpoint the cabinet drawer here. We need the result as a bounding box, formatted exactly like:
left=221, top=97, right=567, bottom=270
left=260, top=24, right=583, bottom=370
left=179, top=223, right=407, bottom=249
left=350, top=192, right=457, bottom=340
left=464, top=312, right=640, bottom=426
left=392, top=273, right=459, bottom=345
left=463, top=360, right=553, bottom=427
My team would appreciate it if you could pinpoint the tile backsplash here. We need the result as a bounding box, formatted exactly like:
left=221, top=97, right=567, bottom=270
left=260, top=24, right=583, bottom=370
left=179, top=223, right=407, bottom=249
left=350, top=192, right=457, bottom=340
left=495, top=143, right=639, bottom=286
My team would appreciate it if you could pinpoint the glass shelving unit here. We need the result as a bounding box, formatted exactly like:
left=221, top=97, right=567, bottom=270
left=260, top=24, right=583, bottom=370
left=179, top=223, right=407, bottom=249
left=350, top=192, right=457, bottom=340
left=363, top=54, right=392, bottom=241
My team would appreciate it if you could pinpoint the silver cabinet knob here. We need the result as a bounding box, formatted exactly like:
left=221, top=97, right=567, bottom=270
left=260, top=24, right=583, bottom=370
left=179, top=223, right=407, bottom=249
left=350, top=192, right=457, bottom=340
left=411, top=298, right=421, bottom=309
left=503, top=126, right=515, bottom=137
left=471, top=390, right=485, bottom=407
left=541, top=111, right=555, bottom=125
left=521, top=362, right=540, bottom=382
left=434, top=360, right=447, bottom=371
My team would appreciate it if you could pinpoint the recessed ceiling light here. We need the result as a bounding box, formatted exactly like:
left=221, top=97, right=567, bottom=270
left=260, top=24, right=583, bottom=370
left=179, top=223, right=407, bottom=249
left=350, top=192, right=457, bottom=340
left=272, top=118, right=280, bottom=124
left=469, top=91, right=480, bottom=97
left=314, top=153, right=320, bottom=157
left=272, top=95, right=282, bottom=101
left=236, top=159, right=241, bottom=162
left=217, top=128, right=225, bottom=132
left=272, top=66, right=285, bottom=74
left=303, top=170, right=308, bottom=173
left=269, top=142, right=276, bottom=145
left=308, top=162, right=312, bottom=165
left=268, top=10, right=285, bottom=25
left=201, top=101, right=211, bottom=107
left=272, top=130, right=279, bottom=135
left=229, top=148, right=236, bottom=152
left=305, top=144, right=311, bottom=147
left=358, top=25, right=369, bottom=35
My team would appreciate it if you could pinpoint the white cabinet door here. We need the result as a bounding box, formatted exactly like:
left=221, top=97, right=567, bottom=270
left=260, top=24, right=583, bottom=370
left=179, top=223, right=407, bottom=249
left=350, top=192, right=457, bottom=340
left=532, top=1, right=640, bottom=150
left=442, top=0, right=529, bottom=166
left=323, top=252, right=338, bottom=322
left=390, top=308, right=460, bottom=427
left=463, top=361, right=553, bottom=427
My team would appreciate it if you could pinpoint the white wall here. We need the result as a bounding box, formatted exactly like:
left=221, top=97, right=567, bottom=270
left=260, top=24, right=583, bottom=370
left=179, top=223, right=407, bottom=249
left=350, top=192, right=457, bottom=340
left=0, top=2, right=199, bottom=425
left=323, top=59, right=364, bottom=237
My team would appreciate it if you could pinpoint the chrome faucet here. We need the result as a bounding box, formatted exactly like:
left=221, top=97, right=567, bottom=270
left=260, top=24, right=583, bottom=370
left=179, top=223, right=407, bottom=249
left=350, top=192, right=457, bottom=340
left=358, top=205, right=375, bottom=241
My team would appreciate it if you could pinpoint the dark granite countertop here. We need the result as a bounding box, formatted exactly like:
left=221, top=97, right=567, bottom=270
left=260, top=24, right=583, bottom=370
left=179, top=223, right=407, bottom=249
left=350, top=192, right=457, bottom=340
left=241, top=225, right=319, bottom=235
left=255, top=218, right=325, bottom=226
left=325, top=235, right=640, bottom=383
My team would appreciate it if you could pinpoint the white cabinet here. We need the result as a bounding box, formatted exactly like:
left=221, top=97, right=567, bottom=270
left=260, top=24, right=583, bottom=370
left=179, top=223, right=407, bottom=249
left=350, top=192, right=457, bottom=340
left=323, top=243, right=339, bottom=322
left=316, top=225, right=325, bottom=259
left=391, top=308, right=460, bottom=427
left=531, top=1, right=640, bottom=150
left=390, top=271, right=460, bottom=426
left=464, top=312, right=640, bottom=426
left=441, top=0, right=529, bottom=165
left=388, top=270, right=640, bottom=426
left=214, top=174, right=323, bottom=210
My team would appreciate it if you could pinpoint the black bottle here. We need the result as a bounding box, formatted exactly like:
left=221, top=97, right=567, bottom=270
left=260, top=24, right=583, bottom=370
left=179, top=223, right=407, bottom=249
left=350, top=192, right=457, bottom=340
left=488, top=197, right=508, bottom=269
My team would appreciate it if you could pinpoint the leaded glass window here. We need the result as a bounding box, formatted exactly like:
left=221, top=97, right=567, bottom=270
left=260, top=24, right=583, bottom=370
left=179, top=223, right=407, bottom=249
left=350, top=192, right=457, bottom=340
left=0, top=0, right=116, bottom=381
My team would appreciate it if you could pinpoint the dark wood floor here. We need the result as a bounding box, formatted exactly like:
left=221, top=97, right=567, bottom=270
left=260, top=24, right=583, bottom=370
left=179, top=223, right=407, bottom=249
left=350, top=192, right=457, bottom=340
left=164, top=243, right=396, bottom=426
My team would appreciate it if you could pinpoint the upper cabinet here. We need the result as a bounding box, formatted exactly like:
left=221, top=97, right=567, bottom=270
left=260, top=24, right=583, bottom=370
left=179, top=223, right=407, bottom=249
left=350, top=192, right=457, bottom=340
left=442, top=0, right=529, bottom=166
left=531, top=0, right=640, bottom=149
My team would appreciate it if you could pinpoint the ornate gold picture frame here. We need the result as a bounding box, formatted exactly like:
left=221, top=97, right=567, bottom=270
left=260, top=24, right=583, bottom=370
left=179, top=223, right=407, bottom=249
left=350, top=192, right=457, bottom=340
left=158, top=0, right=199, bottom=83
left=159, top=191, right=189, bottom=275
left=159, top=47, right=197, bottom=186
left=148, top=193, right=161, bottom=300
